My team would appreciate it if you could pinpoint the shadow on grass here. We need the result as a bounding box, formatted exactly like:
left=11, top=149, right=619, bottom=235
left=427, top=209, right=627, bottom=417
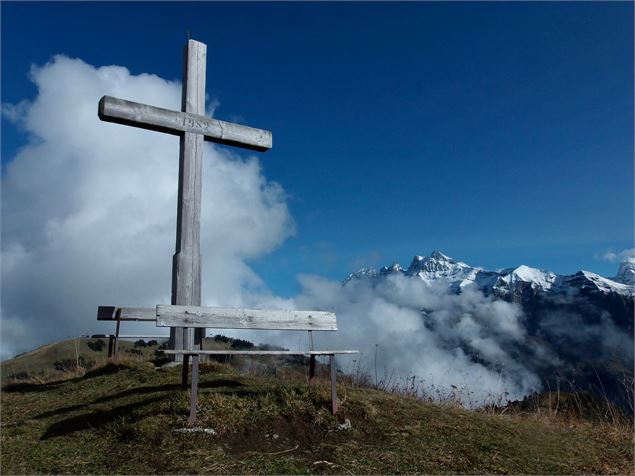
left=2, top=363, right=136, bottom=393
left=2, top=381, right=65, bottom=393
left=39, top=379, right=262, bottom=440
left=34, top=379, right=246, bottom=420
left=40, top=396, right=166, bottom=439
left=82, top=363, right=134, bottom=379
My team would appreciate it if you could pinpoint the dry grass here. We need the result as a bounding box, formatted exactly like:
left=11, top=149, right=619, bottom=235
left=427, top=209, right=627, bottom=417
left=1, top=358, right=633, bottom=475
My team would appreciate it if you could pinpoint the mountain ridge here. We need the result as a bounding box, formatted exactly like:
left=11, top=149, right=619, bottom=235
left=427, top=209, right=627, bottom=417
left=343, top=250, right=634, bottom=411
left=344, top=250, right=634, bottom=297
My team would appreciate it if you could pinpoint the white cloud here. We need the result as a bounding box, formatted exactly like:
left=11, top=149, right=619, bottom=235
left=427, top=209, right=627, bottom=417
left=293, top=274, right=542, bottom=406
left=0, top=100, right=30, bottom=125
left=597, top=248, right=635, bottom=263
left=1, top=55, right=294, bottom=358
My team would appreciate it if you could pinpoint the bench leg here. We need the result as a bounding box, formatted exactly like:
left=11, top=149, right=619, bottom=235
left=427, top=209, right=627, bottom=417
left=309, top=355, right=316, bottom=385
left=330, top=354, right=337, bottom=415
left=181, top=354, right=190, bottom=388
left=114, top=319, right=121, bottom=359
left=107, top=335, right=114, bottom=358
left=188, top=354, right=199, bottom=425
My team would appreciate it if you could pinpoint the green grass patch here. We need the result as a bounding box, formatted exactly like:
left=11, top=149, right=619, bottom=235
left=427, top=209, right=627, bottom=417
left=1, top=359, right=632, bottom=474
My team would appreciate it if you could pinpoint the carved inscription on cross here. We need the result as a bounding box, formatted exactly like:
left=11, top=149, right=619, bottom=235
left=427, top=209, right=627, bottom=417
left=98, top=40, right=272, bottom=357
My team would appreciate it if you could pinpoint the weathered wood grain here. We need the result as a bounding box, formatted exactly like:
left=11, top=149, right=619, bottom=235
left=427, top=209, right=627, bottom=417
left=156, top=305, right=338, bottom=331
left=96, top=306, right=156, bottom=321
left=171, top=39, right=206, bottom=356
left=98, top=96, right=272, bottom=152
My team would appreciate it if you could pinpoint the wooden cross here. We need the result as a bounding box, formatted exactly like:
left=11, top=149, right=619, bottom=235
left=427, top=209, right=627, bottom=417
left=98, top=40, right=272, bottom=356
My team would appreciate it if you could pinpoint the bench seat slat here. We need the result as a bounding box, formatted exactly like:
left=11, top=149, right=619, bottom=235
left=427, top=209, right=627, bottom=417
left=156, top=305, right=337, bottom=331
left=161, top=350, right=359, bottom=356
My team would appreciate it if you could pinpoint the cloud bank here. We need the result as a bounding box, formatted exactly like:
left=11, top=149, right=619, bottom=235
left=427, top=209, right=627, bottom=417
left=1, top=56, right=294, bottom=358
left=293, top=274, right=542, bottom=405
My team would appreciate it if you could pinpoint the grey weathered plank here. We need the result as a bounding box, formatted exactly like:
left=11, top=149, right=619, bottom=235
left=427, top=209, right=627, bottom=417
left=98, top=96, right=272, bottom=152
left=161, top=350, right=359, bottom=355
left=97, top=306, right=156, bottom=321
left=156, top=305, right=338, bottom=331
left=171, top=39, right=206, bottom=356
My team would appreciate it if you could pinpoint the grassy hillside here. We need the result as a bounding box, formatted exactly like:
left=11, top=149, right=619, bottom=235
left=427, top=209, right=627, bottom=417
left=0, top=335, right=283, bottom=386
left=1, top=348, right=633, bottom=474
left=1, top=337, right=165, bottom=384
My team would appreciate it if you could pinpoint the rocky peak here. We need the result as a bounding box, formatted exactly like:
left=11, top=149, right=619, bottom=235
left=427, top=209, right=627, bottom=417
left=380, top=261, right=404, bottom=275
left=406, top=250, right=471, bottom=276
left=614, top=259, right=635, bottom=286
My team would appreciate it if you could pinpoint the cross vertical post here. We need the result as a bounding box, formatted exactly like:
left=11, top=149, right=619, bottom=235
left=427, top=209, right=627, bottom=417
left=97, top=38, right=272, bottom=364
left=170, top=40, right=206, bottom=358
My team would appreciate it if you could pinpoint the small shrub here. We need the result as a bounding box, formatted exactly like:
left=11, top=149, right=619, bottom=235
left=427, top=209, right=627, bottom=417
left=134, top=339, right=147, bottom=348
left=87, top=339, right=106, bottom=352
left=130, top=349, right=143, bottom=356
left=53, top=357, right=93, bottom=372
left=147, top=340, right=158, bottom=346
left=8, top=371, right=30, bottom=381
left=152, top=350, right=170, bottom=366
left=214, top=334, right=231, bottom=343
left=230, top=339, right=254, bottom=349
left=257, top=343, right=287, bottom=351
left=210, top=355, right=232, bottom=364
left=199, top=362, right=227, bottom=374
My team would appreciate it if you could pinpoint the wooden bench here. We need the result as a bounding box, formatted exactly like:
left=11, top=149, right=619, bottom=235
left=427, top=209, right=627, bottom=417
left=96, top=307, right=157, bottom=358
left=155, top=304, right=359, bottom=423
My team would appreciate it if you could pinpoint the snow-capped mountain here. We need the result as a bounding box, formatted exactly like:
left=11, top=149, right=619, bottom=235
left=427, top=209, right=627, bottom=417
left=344, top=250, right=634, bottom=409
left=614, top=259, right=635, bottom=286
left=345, top=250, right=634, bottom=298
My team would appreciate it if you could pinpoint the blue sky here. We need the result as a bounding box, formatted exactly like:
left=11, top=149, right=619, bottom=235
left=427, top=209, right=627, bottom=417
left=2, top=1, right=633, bottom=298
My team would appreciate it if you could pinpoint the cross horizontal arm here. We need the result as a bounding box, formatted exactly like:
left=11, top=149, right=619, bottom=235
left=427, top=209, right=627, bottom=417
left=156, top=304, right=337, bottom=331
left=98, top=96, right=272, bottom=152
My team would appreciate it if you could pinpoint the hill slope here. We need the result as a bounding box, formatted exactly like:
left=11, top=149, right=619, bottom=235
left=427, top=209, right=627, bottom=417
left=1, top=359, right=632, bottom=475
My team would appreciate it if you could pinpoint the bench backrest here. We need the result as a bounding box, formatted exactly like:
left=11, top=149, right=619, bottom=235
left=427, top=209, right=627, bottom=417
left=156, top=305, right=337, bottom=331
left=97, top=306, right=156, bottom=321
